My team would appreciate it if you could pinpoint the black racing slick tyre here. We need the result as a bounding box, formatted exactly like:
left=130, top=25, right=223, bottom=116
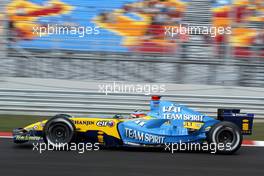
left=43, top=114, right=75, bottom=147
left=207, top=121, right=242, bottom=154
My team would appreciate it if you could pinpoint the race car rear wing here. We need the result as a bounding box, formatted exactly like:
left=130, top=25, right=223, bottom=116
left=217, top=109, right=254, bottom=135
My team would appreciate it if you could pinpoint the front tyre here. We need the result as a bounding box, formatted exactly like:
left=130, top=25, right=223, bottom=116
left=207, top=121, right=242, bottom=154
left=43, top=114, right=75, bottom=147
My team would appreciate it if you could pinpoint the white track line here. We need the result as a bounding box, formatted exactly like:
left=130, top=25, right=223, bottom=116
left=255, top=141, right=264, bottom=147
left=0, top=136, right=13, bottom=139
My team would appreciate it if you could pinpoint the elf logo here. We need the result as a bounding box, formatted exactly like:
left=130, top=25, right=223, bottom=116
left=96, top=121, right=115, bottom=127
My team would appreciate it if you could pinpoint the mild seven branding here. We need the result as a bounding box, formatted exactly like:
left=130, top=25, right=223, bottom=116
left=162, top=104, right=204, bottom=121
left=125, top=128, right=165, bottom=144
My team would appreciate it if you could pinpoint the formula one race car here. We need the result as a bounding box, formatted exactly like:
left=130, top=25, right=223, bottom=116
left=13, top=96, right=254, bottom=154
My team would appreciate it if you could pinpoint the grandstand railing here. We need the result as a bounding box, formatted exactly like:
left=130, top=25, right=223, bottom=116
left=1, top=50, right=264, bottom=87
left=0, top=89, right=263, bottom=119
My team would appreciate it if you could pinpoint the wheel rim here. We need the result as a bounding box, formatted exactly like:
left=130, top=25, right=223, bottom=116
left=215, top=126, right=240, bottom=151
left=47, top=123, right=71, bottom=144
left=217, top=130, right=234, bottom=144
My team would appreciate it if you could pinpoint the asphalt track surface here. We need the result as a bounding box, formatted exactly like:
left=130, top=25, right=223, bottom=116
left=0, top=139, right=263, bottom=176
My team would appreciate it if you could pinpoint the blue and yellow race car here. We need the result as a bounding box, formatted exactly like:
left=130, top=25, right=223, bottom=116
left=13, top=96, right=254, bottom=154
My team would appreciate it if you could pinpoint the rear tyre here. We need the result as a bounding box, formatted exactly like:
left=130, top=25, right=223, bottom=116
left=43, top=114, right=75, bottom=148
left=207, top=121, right=242, bottom=154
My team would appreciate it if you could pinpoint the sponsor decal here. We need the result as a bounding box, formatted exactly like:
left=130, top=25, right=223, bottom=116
left=96, top=121, right=115, bottom=127
left=162, top=104, right=203, bottom=121
left=163, top=113, right=204, bottom=121
left=74, top=120, right=94, bottom=126
left=242, top=119, right=249, bottom=131
left=125, top=128, right=165, bottom=144
left=163, top=105, right=181, bottom=113
left=40, top=122, right=45, bottom=127
left=232, top=113, right=248, bottom=117
left=134, top=120, right=146, bottom=127
left=15, top=135, right=42, bottom=141
left=242, top=119, right=252, bottom=134
left=183, top=121, right=204, bottom=129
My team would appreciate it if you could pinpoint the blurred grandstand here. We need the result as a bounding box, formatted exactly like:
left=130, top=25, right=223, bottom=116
left=0, top=0, right=263, bottom=87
